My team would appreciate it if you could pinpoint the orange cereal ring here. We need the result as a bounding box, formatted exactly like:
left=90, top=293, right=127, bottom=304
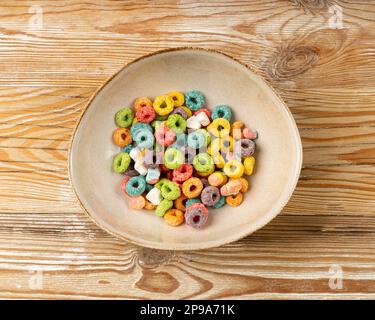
left=112, top=128, right=132, bottom=148
left=208, top=171, right=227, bottom=187
left=231, top=121, right=244, bottom=140
left=129, top=195, right=146, bottom=210
left=174, top=194, right=188, bottom=212
left=229, top=177, right=249, bottom=192
left=226, top=193, right=243, bottom=206
left=182, top=177, right=203, bottom=198
left=134, top=97, right=153, bottom=112
left=164, top=209, right=185, bottom=226
left=144, top=199, right=157, bottom=210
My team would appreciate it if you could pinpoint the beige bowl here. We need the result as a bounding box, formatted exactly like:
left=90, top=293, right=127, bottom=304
left=69, top=48, right=302, bottom=250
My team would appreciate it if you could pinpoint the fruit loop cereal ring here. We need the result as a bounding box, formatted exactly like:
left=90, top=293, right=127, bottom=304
left=126, top=176, right=146, bottom=196
left=129, top=195, right=146, bottom=209
left=113, top=152, right=131, bottom=173
left=171, top=133, right=187, bottom=150
left=200, top=186, right=220, bottom=206
left=212, top=105, right=232, bottom=122
left=226, top=193, right=243, bottom=206
left=223, top=160, right=244, bottom=178
left=240, top=139, right=256, bottom=157
left=134, top=97, right=152, bottom=112
left=186, top=198, right=201, bottom=208
left=153, top=95, right=174, bottom=116
left=121, top=176, right=131, bottom=197
left=134, top=129, right=154, bottom=149
left=144, top=199, right=157, bottom=210
left=182, top=177, right=203, bottom=198
left=243, top=156, right=255, bottom=175
left=168, top=91, right=185, bottom=107
left=122, top=143, right=133, bottom=154
left=207, top=118, right=230, bottom=138
left=193, top=153, right=214, bottom=173
left=230, top=177, right=249, bottom=192
left=171, top=107, right=188, bottom=119
left=155, top=124, right=175, bottom=147
left=130, top=122, right=152, bottom=140
left=161, top=181, right=181, bottom=201
left=115, top=107, right=134, bottom=128
left=185, top=203, right=208, bottom=228
left=167, top=114, right=187, bottom=134
left=185, top=90, right=206, bottom=111
left=187, top=130, right=205, bottom=149
left=164, top=148, right=184, bottom=170
left=211, top=152, right=225, bottom=169
left=173, top=163, right=193, bottom=182
left=220, top=136, right=234, bottom=152
left=135, top=105, right=156, bottom=123
left=112, top=128, right=132, bottom=148
left=174, top=194, right=188, bottom=212
left=208, top=171, right=227, bottom=187
left=155, top=199, right=173, bottom=217
left=181, top=106, right=192, bottom=118
left=155, top=178, right=170, bottom=190
left=164, top=209, right=185, bottom=226
left=212, top=195, right=226, bottom=209
left=220, top=179, right=242, bottom=196
left=243, top=127, right=258, bottom=140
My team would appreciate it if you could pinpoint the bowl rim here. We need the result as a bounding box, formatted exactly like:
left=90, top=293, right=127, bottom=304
left=68, top=47, right=303, bottom=250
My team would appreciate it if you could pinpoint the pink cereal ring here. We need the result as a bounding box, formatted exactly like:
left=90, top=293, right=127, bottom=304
left=121, top=177, right=131, bottom=197
left=136, top=105, right=156, bottom=123
left=155, top=123, right=175, bottom=147
left=194, top=108, right=211, bottom=119
left=129, top=195, right=146, bottom=209
left=243, top=127, right=258, bottom=140
left=173, top=164, right=193, bottom=182
left=220, top=180, right=242, bottom=196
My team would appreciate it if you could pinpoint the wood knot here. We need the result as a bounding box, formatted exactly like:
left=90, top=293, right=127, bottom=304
left=289, top=0, right=335, bottom=13
left=136, top=247, right=174, bottom=268
left=135, top=270, right=179, bottom=294
left=267, top=45, right=319, bottom=81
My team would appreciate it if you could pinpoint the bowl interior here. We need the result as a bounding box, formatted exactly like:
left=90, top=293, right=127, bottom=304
left=69, top=48, right=302, bottom=250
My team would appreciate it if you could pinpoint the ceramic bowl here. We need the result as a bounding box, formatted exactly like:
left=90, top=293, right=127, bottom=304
left=69, top=48, right=302, bottom=250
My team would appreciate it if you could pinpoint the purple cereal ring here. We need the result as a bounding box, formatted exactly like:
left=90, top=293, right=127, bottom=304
left=240, top=139, right=255, bottom=157
left=184, top=203, right=208, bottom=228
left=200, top=186, right=220, bottom=206
left=171, top=107, right=188, bottom=119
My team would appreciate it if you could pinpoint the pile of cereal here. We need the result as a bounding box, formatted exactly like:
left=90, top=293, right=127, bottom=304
left=112, top=90, right=257, bottom=229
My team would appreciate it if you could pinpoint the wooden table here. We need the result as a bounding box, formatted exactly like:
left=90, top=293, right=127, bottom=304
left=1, top=0, right=374, bottom=299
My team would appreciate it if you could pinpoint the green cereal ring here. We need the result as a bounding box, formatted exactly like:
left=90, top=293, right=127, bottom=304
left=167, top=114, right=187, bottom=134
left=155, top=199, right=173, bottom=217
left=164, top=148, right=184, bottom=170
left=130, top=122, right=153, bottom=140
left=112, top=152, right=131, bottom=173
left=193, top=153, right=214, bottom=173
left=185, top=90, right=206, bottom=111
left=187, top=130, right=205, bottom=149
left=212, top=195, right=226, bottom=209
left=155, top=178, right=170, bottom=190
left=161, top=181, right=181, bottom=201
left=115, top=108, right=134, bottom=128
left=186, top=198, right=201, bottom=208
left=212, top=105, right=233, bottom=122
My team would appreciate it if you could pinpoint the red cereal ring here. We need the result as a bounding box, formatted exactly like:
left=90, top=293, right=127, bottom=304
left=173, top=164, right=193, bottom=182
left=120, top=177, right=131, bottom=197
left=194, top=108, right=211, bottom=119
left=135, top=105, right=156, bottom=123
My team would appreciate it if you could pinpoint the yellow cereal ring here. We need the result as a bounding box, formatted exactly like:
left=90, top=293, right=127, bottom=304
left=153, top=95, right=174, bottom=116
left=174, top=194, right=188, bottom=212
left=168, top=91, right=185, bottom=107
left=181, top=106, right=192, bottom=118
left=164, top=209, right=185, bottom=226
left=243, top=156, right=255, bottom=175
left=134, top=97, right=153, bottom=112
left=229, top=177, right=248, bottom=192
left=223, top=160, right=244, bottom=178
left=208, top=171, right=228, bottom=187
left=207, top=118, right=231, bottom=138
left=226, top=193, right=243, bottom=206
left=195, top=167, right=214, bottom=177
left=182, top=177, right=203, bottom=198
left=211, top=152, right=225, bottom=169
left=220, top=136, right=234, bottom=152
left=231, top=121, right=244, bottom=140
left=207, top=138, right=221, bottom=155
left=112, top=128, right=132, bottom=148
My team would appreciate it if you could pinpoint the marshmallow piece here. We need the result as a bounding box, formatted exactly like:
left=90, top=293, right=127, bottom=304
left=146, top=188, right=162, bottom=205
left=134, top=161, right=147, bottom=175
left=129, top=147, right=142, bottom=162
left=186, top=116, right=201, bottom=129
left=195, top=112, right=210, bottom=126
left=146, top=168, right=160, bottom=184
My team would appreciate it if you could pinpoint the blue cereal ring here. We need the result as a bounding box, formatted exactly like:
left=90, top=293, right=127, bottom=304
left=122, top=143, right=133, bottom=153
left=130, top=122, right=152, bottom=140
left=187, top=130, right=205, bottom=149
left=185, top=90, right=206, bottom=111
left=212, top=195, right=226, bottom=209
left=125, top=176, right=146, bottom=196
left=212, top=105, right=232, bottom=122
left=186, top=198, right=201, bottom=208
left=134, top=129, right=154, bottom=149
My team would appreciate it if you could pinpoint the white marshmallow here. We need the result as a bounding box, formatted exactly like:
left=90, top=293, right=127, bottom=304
left=134, top=161, right=147, bottom=175
left=146, top=188, right=162, bottom=205
left=195, top=111, right=210, bottom=126
left=186, top=116, right=201, bottom=129
left=129, top=147, right=142, bottom=162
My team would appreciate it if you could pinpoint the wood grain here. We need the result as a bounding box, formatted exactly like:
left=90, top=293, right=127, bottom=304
left=0, top=0, right=375, bottom=299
